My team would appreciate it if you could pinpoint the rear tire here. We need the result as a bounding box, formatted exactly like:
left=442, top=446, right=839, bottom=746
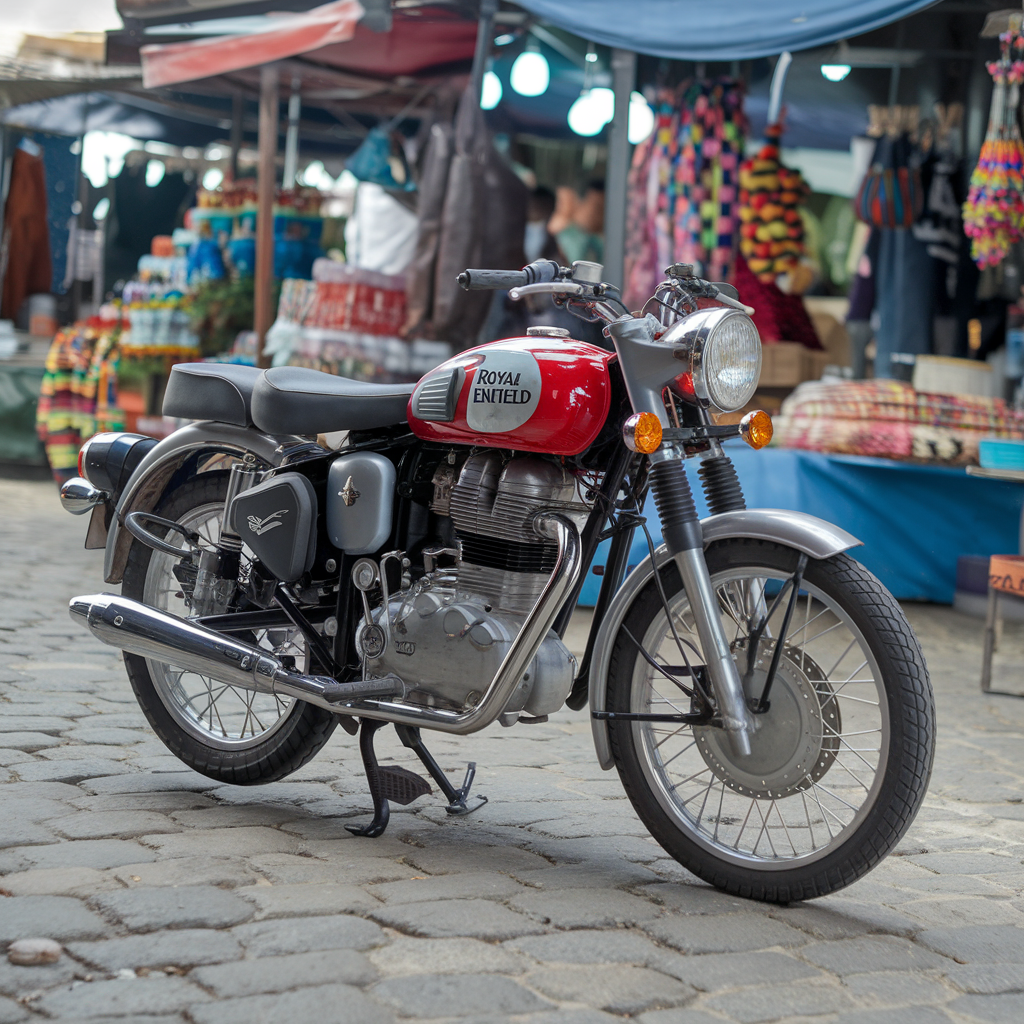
left=121, top=471, right=339, bottom=785
left=606, top=539, right=935, bottom=902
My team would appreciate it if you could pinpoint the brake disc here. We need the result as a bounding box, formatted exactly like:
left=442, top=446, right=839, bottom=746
left=692, top=640, right=841, bottom=800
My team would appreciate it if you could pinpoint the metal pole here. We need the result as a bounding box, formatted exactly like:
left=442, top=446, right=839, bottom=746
left=766, top=51, right=793, bottom=126
left=604, top=48, right=636, bottom=291
left=470, top=0, right=498, bottom=105
left=229, top=91, right=244, bottom=182
left=283, top=76, right=301, bottom=188
left=255, top=64, right=278, bottom=369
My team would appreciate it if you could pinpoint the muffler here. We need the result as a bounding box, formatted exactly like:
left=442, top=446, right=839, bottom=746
left=69, top=594, right=403, bottom=712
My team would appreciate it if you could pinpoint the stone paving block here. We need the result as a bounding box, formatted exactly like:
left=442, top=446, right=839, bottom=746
left=372, top=972, right=552, bottom=1018
left=111, top=857, right=257, bottom=890
left=638, top=1010, right=737, bottom=1024
left=247, top=852, right=409, bottom=886
left=370, top=898, right=546, bottom=940
left=907, top=851, right=1024, bottom=874
left=68, top=929, right=244, bottom=971
left=644, top=911, right=807, bottom=955
left=65, top=727, right=147, bottom=746
left=950, top=993, right=1024, bottom=1022
left=0, top=839, right=158, bottom=873
left=527, top=964, right=695, bottom=1015
left=508, top=928, right=665, bottom=966
left=188, top=983, right=394, bottom=1024
left=799, top=935, right=948, bottom=975
left=704, top=980, right=855, bottom=1023
left=0, top=749, right=37, bottom=766
left=140, top=826, right=301, bottom=858
left=90, top=884, right=254, bottom=932
left=191, top=949, right=376, bottom=996
left=831, top=1008, right=971, bottom=1024
left=367, top=870, right=525, bottom=905
left=35, top=975, right=211, bottom=1018
left=231, top=914, right=387, bottom=956
left=0, top=996, right=26, bottom=1024
left=1, top=866, right=119, bottom=897
left=45, top=810, right=181, bottom=840
left=0, top=715, right=74, bottom=733
left=399, top=843, right=553, bottom=877
left=237, top=881, right=380, bottom=918
left=0, top=895, right=110, bottom=943
left=82, top=772, right=221, bottom=794
left=37, top=744, right=131, bottom=762
left=71, top=792, right=216, bottom=813
left=843, top=971, right=953, bottom=1007
left=943, top=963, right=1024, bottom=994
left=0, top=956, right=81, bottom=998
left=13, top=758, right=133, bottom=783
left=509, top=888, right=661, bottom=929
left=169, top=804, right=300, bottom=829
left=770, top=898, right=922, bottom=940
left=637, top=882, right=759, bottom=916
left=648, top=950, right=822, bottom=991
left=901, top=897, right=1024, bottom=929
left=511, top=863, right=661, bottom=890
left=0, top=781, right=83, bottom=803
left=0, top=821, right=57, bottom=850
left=0, top=733, right=62, bottom=752
left=368, top=937, right=528, bottom=977
left=917, top=925, right=1024, bottom=964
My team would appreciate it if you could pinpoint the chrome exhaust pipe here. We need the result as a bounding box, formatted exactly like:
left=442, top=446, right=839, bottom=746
left=68, top=594, right=402, bottom=712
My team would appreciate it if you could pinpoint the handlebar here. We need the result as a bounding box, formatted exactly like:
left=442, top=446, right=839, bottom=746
left=457, top=260, right=560, bottom=291
left=508, top=282, right=586, bottom=301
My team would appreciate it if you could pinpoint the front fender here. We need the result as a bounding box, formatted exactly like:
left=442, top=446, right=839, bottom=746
left=588, top=509, right=861, bottom=770
left=102, top=421, right=296, bottom=584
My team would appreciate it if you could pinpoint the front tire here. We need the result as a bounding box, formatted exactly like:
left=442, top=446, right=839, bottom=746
left=121, top=471, right=339, bottom=785
left=606, top=539, right=934, bottom=902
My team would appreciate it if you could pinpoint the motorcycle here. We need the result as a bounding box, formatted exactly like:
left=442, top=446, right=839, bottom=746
left=60, top=259, right=935, bottom=903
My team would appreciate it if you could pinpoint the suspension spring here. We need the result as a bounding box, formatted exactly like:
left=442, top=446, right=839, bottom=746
left=698, top=455, right=746, bottom=516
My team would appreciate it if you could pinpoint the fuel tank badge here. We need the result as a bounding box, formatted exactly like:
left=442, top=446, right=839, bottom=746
left=465, top=349, right=542, bottom=433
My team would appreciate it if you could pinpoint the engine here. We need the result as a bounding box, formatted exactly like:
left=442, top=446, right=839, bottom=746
left=358, top=452, right=589, bottom=721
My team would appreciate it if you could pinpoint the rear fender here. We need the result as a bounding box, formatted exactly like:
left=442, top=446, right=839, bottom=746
left=102, top=421, right=296, bottom=584
left=588, top=509, right=862, bottom=769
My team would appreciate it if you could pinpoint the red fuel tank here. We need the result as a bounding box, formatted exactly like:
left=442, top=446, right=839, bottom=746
left=407, top=335, right=616, bottom=456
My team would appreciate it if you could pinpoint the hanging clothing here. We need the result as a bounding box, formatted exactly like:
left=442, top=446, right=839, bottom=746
left=624, top=79, right=746, bottom=310
left=874, top=229, right=934, bottom=378
left=2, top=147, right=52, bottom=322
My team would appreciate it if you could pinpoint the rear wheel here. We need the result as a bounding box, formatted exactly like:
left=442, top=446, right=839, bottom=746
left=121, top=472, right=338, bottom=785
left=606, top=539, right=935, bottom=902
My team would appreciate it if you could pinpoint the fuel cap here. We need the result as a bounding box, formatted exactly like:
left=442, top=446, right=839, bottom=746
left=526, top=326, right=571, bottom=337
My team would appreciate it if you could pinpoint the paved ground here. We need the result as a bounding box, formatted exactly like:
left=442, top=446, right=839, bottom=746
left=2, top=476, right=1024, bottom=1024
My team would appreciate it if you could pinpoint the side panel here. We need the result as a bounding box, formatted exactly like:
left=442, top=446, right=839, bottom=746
left=103, top=422, right=295, bottom=584
left=326, top=452, right=396, bottom=555
left=408, top=338, right=616, bottom=456
left=588, top=509, right=863, bottom=770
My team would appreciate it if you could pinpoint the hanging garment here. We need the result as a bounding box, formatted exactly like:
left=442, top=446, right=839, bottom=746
left=1, top=146, right=52, bottom=322
left=874, top=229, right=935, bottom=378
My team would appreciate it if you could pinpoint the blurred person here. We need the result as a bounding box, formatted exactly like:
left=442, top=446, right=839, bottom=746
left=524, top=186, right=561, bottom=263
left=555, top=181, right=605, bottom=266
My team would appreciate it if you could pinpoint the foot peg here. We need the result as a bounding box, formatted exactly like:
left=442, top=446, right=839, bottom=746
left=346, top=720, right=486, bottom=837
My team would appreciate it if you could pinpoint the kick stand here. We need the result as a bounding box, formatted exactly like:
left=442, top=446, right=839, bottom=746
left=395, top=724, right=488, bottom=817
left=346, top=719, right=432, bottom=838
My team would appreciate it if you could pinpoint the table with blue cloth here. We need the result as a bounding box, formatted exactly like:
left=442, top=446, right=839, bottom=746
left=581, top=444, right=1024, bottom=606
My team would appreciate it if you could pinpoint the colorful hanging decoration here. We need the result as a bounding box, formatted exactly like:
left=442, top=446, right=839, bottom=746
left=623, top=79, right=747, bottom=309
left=737, top=120, right=809, bottom=283
left=962, top=31, right=1024, bottom=268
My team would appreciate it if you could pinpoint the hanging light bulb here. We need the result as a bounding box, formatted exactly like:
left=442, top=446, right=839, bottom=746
left=568, top=87, right=615, bottom=137
left=627, top=91, right=655, bottom=144
left=820, top=63, right=852, bottom=82
left=145, top=160, right=166, bottom=188
left=481, top=69, right=503, bottom=110
left=510, top=42, right=549, bottom=97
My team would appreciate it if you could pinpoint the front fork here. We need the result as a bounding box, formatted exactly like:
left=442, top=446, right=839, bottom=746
left=648, top=448, right=755, bottom=757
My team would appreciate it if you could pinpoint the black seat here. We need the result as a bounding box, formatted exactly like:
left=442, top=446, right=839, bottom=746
left=163, top=363, right=262, bottom=426
left=251, top=366, right=416, bottom=435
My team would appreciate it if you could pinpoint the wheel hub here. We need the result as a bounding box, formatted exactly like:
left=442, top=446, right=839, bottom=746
left=692, top=640, right=840, bottom=799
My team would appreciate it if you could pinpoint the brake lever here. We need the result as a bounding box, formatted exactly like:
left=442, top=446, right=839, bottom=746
left=509, top=282, right=586, bottom=301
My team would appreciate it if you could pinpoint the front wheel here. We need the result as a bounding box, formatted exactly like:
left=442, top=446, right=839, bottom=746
left=606, top=539, right=935, bottom=902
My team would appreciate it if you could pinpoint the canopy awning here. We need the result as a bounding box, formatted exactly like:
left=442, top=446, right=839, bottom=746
left=513, top=0, right=939, bottom=62
left=140, top=0, right=364, bottom=88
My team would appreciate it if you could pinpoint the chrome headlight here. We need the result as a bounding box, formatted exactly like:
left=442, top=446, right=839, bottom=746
left=662, top=307, right=762, bottom=413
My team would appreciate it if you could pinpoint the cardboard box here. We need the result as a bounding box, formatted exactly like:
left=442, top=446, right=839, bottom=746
left=759, top=342, right=828, bottom=387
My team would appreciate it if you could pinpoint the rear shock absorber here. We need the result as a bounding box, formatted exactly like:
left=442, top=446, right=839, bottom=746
left=698, top=454, right=746, bottom=515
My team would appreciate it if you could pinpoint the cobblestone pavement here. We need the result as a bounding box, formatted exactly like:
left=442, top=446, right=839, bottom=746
left=2, top=477, right=1024, bottom=1024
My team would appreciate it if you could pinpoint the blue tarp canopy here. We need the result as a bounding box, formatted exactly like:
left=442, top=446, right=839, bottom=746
left=515, top=0, right=938, bottom=61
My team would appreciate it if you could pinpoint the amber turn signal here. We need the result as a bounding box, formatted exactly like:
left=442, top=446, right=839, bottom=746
left=623, top=412, right=663, bottom=454
left=740, top=409, right=773, bottom=450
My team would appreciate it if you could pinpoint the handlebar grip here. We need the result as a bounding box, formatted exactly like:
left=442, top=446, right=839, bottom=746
left=458, top=259, right=560, bottom=291
left=458, top=268, right=529, bottom=291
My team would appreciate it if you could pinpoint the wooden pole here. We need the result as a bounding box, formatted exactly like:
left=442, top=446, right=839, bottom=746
left=603, top=48, right=636, bottom=292
left=229, top=91, right=244, bottom=182
left=255, top=65, right=278, bottom=369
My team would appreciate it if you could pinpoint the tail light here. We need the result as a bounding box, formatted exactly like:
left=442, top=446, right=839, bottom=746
left=77, top=432, right=159, bottom=496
